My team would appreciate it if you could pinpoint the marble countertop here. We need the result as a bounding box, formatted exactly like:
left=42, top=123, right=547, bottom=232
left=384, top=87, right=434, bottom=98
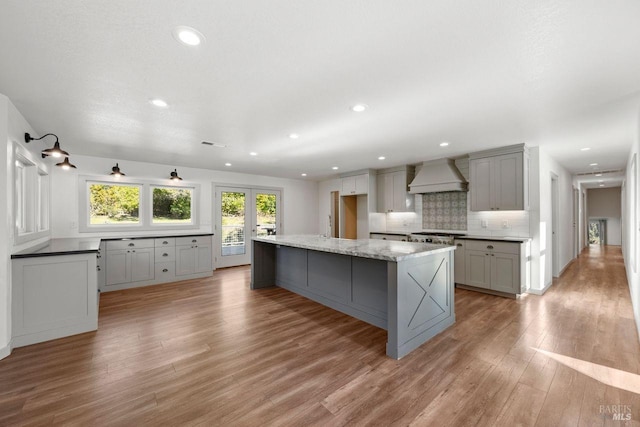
left=12, top=238, right=102, bottom=259
left=454, top=235, right=531, bottom=242
left=253, top=235, right=455, bottom=262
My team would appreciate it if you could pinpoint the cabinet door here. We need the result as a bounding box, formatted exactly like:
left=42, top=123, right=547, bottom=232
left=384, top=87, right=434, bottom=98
left=493, top=153, right=523, bottom=210
left=465, top=250, right=491, bottom=289
left=470, top=158, right=492, bottom=211
left=490, top=252, right=520, bottom=293
left=354, top=174, right=368, bottom=195
left=454, top=241, right=466, bottom=285
left=377, top=172, right=394, bottom=212
left=392, top=171, right=407, bottom=212
left=341, top=177, right=356, bottom=195
left=176, top=245, right=196, bottom=276
left=195, top=245, right=213, bottom=273
left=130, top=248, right=154, bottom=282
left=105, top=249, right=130, bottom=286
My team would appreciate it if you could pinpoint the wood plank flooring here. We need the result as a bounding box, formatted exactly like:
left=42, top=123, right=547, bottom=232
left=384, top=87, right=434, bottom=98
left=1, top=245, right=639, bottom=426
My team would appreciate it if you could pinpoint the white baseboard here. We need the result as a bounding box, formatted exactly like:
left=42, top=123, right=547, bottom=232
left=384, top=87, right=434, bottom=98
left=527, top=280, right=553, bottom=296
left=0, top=341, right=12, bottom=360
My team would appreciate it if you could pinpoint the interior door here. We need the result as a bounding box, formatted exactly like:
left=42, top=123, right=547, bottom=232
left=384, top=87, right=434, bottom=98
left=215, top=186, right=281, bottom=268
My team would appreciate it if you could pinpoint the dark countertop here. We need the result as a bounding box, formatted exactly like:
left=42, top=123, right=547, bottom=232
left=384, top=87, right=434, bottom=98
left=100, top=233, right=213, bottom=241
left=369, top=232, right=411, bottom=236
left=454, top=235, right=531, bottom=242
left=12, top=238, right=102, bottom=259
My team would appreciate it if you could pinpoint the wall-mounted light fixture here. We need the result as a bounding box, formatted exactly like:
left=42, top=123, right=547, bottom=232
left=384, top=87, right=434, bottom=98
left=170, top=169, right=182, bottom=181
left=110, top=163, right=125, bottom=177
left=24, top=132, right=70, bottom=159
left=55, top=157, right=76, bottom=170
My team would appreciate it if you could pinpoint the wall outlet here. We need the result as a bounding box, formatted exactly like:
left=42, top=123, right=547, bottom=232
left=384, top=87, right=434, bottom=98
left=70, top=221, right=77, bottom=229
left=502, top=220, right=510, bottom=229
left=481, top=220, right=488, bottom=228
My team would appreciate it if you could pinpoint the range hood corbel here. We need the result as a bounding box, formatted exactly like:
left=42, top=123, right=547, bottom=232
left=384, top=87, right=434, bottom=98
left=408, top=158, right=468, bottom=194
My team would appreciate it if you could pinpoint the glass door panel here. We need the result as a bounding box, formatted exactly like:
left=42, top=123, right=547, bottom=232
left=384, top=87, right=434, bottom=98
left=216, top=187, right=251, bottom=267
left=255, top=191, right=278, bottom=237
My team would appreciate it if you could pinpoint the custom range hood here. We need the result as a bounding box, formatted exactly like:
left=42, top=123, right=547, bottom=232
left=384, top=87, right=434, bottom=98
left=409, top=158, right=468, bottom=194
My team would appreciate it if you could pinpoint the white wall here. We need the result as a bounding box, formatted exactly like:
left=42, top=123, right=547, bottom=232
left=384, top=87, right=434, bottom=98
left=587, top=187, right=622, bottom=245
left=529, top=146, right=575, bottom=293
left=623, top=109, right=640, bottom=340
left=51, top=154, right=319, bottom=241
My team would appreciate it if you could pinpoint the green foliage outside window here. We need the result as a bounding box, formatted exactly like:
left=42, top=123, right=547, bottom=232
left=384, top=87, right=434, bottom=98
left=153, top=187, right=192, bottom=223
left=89, top=184, right=140, bottom=224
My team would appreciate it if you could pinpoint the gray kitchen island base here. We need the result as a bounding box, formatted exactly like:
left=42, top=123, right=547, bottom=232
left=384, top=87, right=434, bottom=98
left=251, top=237, right=455, bottom=359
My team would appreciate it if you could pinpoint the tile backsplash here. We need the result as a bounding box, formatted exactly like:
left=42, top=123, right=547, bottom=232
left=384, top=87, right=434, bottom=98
left=422, top=192, right=467, bottom=230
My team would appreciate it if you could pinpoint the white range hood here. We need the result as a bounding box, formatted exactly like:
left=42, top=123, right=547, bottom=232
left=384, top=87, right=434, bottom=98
left=409, top=159, right=468, bottom=194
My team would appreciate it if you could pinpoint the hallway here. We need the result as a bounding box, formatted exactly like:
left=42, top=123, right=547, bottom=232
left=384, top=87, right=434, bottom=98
left=0, top=246, right=639, bottom=425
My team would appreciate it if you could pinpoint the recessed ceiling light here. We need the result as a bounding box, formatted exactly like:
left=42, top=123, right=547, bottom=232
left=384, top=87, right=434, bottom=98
left=172, top=26, right=205, bottom=46
left=595, top=173, right=602, bottom=177
left=378, top=156, right=386, bottom=160
left=150, top=99, right=168, bottom=108
left=440, top=142, right=450, bottom=147
left=289, top=133, right=300, bottom=139
left=225, top=163, right=231, bottom=167
left=351, top=104, right=368, bottom=112
left=590, top=163, right=598, bottom=166
left=332, top=166, right=339, bottom=170
left=249, top=152, right=258, bottom=156
left=301, top=173, right=307, bottom=177
left=580, top=147, right=591, bottom=151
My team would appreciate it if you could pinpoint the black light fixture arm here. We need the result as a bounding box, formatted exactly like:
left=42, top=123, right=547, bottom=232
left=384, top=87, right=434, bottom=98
left=24, top=132, right=59, bottom=144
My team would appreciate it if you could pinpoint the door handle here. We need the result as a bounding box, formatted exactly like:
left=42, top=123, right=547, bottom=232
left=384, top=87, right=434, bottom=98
left=162, top=269, right=168, bottom=273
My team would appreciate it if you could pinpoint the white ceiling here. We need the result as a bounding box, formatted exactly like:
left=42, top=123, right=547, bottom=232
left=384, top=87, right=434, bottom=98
left=1, top=0, right=639, bottom=180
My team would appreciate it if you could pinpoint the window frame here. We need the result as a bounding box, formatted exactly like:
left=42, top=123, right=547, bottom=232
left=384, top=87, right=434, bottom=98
left=150, top=185, right=196, bottom=227
left=79, top=175, right=200, bottom=233
left=13, top=143, right=51, bottom=245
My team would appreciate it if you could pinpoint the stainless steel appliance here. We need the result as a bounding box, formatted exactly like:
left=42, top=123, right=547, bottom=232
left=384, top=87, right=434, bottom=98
left=370, top=233, right=410, bottom=241
left=409, top=232, right=458, bottom=245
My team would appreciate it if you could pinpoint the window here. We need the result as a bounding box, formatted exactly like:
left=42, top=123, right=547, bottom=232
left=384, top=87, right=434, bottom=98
left=79, top=176, right=199, bottom=232
left=152, top=186, right=193, bottom=224
left=13, top=144, right=50, bottom=245
left=89, top=183, right=141, bottom=225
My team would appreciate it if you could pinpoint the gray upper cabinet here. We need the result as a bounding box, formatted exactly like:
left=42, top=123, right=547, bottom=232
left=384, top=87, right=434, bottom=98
left=376, top=166, right=415, bottom=213
left=341, top=173, right=369, bottom=195
left=469, top=144, right=529, bottom=211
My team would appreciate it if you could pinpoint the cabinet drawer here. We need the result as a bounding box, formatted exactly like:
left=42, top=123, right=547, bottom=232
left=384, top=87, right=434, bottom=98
left=176, top=236, right=210, bottom=246
left=155, top=262, right=176, bottom=282
left=155, top=247, right=176, bottom=262
left=154, top=237, right=175, bottom=248
left=465, top=240, right=520, bottom=254
left=106, top=239, right=154, bottom=251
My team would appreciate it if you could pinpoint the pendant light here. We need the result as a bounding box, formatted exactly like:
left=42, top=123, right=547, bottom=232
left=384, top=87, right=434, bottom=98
left=24, top=133, right=70, bottom=159
left=55, top=157, right=77, bottom=170
left=170, top=169, right=182, bottom=181
left=110, top=163, right=125, bottom=177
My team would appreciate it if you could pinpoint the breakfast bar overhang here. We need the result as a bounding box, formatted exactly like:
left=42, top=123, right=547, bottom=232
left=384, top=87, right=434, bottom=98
left=251, top=235, right=456, bottom=359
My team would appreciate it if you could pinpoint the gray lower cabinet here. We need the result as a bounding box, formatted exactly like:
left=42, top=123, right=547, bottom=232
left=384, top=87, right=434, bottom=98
left=176, top=241, right=212, bottom=276
left=453, top=239, right=466, bottom=285
left=105, top=248, right=154, bottom=286
left=463, top=239, right=524, bottom=295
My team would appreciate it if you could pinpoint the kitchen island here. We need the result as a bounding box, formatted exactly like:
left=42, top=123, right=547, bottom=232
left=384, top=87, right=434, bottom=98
left=252, top=235, right=456, bottom=359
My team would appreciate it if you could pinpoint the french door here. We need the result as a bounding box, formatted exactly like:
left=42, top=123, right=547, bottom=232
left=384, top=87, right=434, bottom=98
left=214, top=186, right=281, bottom=268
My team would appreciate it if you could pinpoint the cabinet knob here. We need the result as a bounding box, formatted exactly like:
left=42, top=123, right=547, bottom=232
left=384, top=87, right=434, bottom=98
left=128, top=243, right=134, bottom=247
left=163, top=253, right=168, bottom=257
left=97, top=266, right=101, bottom=271
left=162, top=268, right=168, bottom=273
left=487, top=245, right=494, bottom=249
left=163, top=241, right=168, bottom=245
left=192, top=239, right=197, bottom=243
left=491, top=254, right=495, bottom=256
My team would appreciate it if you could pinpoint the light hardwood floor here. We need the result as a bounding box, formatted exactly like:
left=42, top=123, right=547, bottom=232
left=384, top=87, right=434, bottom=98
left=1, top=245, right=639, bottom=426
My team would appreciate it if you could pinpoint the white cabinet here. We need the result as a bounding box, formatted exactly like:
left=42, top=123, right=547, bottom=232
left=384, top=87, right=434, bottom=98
left=469, top=144, right=529, bottom=211
left=376, top=166, right=415, bottom=213
left=105, top=247, right=154, bottom=286
left=453, top=239, right=466, bottom=285
left=176, top=235, right=213, bottom=276
left=341, top=174, right=369, bottom=195
left=97, top=242, right=106, bottom=290
left=463, top=239, right=524, bottom=295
